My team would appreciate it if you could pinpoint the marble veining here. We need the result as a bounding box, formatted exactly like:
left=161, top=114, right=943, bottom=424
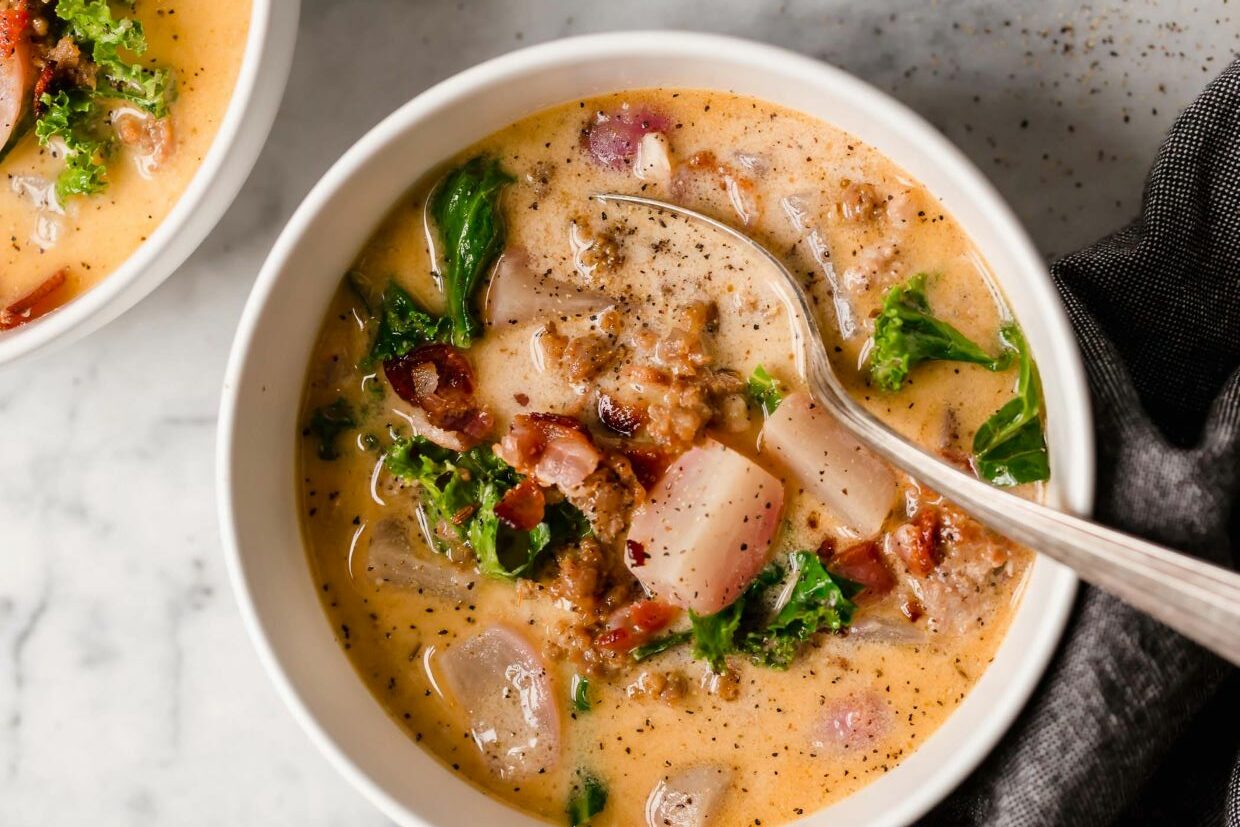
left=0, top=1, right=1235, bottom=824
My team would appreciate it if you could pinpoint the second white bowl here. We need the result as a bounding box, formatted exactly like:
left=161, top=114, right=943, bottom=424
left=0, top=0, right=301, bottom=366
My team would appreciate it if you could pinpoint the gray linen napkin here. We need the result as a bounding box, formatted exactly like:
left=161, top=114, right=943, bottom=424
left=923, top=57, right=1240, bottom=827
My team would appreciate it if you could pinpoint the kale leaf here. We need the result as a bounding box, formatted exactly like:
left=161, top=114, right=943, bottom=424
left=629, top=630, right=693, bottom=662
left=684, top=553, right=859, bottom=673
left=689, top=601, right=745, bottom=674
left=746, top=364, right=784, bottom=415
left=306, top=398, right=356, bottom=461
left=571, top=674, right=591, bottom=713
left=384, top=436, right=584, bottom=579
left=972, top=325, right=1051, bottom=486
left=870, top=273, right=1012, bottom=391
left=54, top=0, right=173, bottom=116
left=34, top=2, right=173, bottom=199
left=368, top=280, right=451, bottom=364
left=430, top=157, right=513, bottom=348
left=566, top=770, right=608, bottom=826
left=35, top=90, right=110, bottom=199
left=742, top=551, right=860, bottom=668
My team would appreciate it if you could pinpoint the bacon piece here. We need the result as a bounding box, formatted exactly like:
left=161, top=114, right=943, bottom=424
left=30, top=61, right=50, bottom=114
left=535, top=435, right=600, bottom=489
left=581, top=106, right=670, bottom=170
left=0, top=1, right=31, bottom=149
left=595, top=599, right=678, bottom=652
left=384, top=344, right=493, bottom=448
left=0, top=2, right=28, bottom=57
left=820, top=538, right=895, bottom=599
left=494, top=413, right=602, bottom=489
left=597, top=393, right=644, bottom=437
left=1, top=269, right=68, bottom=330
left=494, top=478, right=545, bottom=531
left=619, top=444, right=670, bottom=490
left=625, top=539, right=648, bottom=568
left=891, top=508, right=942, bottom=577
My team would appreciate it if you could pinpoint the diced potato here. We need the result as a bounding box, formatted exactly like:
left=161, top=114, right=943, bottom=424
left=760, top=392, right=898, bottom=538
left=626, top=438, right=784, bottom=614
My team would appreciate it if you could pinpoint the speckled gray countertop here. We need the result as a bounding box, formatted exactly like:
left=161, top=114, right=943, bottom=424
left=0, top=2, right=1235, bottom=824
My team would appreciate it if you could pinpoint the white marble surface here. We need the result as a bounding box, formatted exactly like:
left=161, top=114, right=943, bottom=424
left=0, top=2, right=1235, bottom=824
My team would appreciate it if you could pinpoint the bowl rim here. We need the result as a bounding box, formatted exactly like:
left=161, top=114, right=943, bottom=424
left=0, top=0, right=296, bottom=365
left=218, top=30, right=1094, bottom=827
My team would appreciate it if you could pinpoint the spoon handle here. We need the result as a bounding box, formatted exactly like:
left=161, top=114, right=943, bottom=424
left=819, top=377, right=1240, bottom=665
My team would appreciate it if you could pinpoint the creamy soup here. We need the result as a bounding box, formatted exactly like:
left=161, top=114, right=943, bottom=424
left=0, top=0, right=250, bottom=329
left=298, top=90, right=1050, bottom=826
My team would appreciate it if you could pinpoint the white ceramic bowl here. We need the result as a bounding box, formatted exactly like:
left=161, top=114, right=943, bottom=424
left=218, top=32, right=1094, bottom=827
left=0, top=0, right=300, bottom=366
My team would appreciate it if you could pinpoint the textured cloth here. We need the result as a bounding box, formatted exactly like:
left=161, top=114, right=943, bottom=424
left=923, top=57, right=1240, bottom=826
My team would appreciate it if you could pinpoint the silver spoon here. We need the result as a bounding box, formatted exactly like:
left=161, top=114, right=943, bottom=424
left=594, top=191, right=1240, bottom=665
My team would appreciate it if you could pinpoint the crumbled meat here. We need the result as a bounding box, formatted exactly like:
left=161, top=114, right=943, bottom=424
left=571, top=218, right=626, bottom=280
left=543, top=619, right=625, bottom=678
left=44, top=35, right=94, bottom=89
left=886, top=503, right=1021, bottom=635
left=560, top=332, right=619, bottom=383
left=524, top=160, right=555, bottom=197
left=564, top=452, right=645, bottom=543
left=645, top=378, right=714, bottom=451
left=842, top=242, right=898, bottom=291
left=113, top=109, right=175, bottom=170
left=702, top=669, right=741, bottom=701
left=626, top=670, right=689, bottom=703
left=715, top=393, right=751, bottom=433
left=836, top=181, right=883, bottom=222
left=548, top=537, right=609, bottom=617
left=701, top=367, right=745, bottom=396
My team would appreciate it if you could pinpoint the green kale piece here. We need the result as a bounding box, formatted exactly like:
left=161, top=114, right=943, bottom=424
left=54, top=0, right=173, bottom=116
left=35, top=90, right=110, bottom=199
left=566, top=770, right=607, bottom=826
left=629, top=630, right=693, bottom=662
left=384, top=436, right=585, bottom=579
left=368, top=280, right=452, bottom=364
left=972, top=325, right=1051, bottom=486
left=685, top=553, right=859, bottom=673
left=746, top=364, right=784, bottom=415
left=571, top=674, right=591, bottom=713
left=430, top=157, right=513, bottom=348
left=870, top=273, right=1011, bottom=391
left=306, top=398, right=356, bottom=461
left=741, top=551, right=860, bottom=668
